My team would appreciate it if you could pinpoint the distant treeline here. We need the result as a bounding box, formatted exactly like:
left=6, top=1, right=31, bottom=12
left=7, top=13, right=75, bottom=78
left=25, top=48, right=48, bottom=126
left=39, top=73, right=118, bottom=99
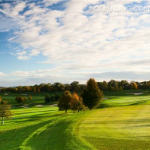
left=0, top=80, right=150, bottom=93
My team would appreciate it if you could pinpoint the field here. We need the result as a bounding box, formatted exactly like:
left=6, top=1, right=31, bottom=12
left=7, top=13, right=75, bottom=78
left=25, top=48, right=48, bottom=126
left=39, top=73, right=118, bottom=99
left=0, top=90, right=150, bottom=150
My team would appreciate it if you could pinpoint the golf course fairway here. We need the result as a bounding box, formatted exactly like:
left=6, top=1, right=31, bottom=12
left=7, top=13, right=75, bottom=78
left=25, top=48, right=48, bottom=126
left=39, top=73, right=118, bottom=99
left=0, top=94, right=150, bottom=150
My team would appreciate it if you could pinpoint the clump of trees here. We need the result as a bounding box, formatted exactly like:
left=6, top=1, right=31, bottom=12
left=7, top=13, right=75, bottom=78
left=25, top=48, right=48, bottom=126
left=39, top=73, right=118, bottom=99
left=58, top=78, right=103, bottom=112
left=81, top=78, right=103, bottom=110
left=0, top=101, right=12, bottom=125
left=45, top=94, right=61, bottom=103
left=15, top=96, right=27, bottom=103
left=58, top=91, right=85, bottom=113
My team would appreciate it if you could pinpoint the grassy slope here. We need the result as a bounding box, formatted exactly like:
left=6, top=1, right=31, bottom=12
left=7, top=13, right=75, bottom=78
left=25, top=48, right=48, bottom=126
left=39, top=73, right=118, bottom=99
left=78, top=105, right=150, bottom=150
left=0, top=106, right=93, bottom=150
left=0, top=91, right=150, bottom=150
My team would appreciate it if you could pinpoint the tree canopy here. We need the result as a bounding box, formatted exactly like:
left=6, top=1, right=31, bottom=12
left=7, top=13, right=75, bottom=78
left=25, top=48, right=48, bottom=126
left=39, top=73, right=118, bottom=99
left=0, top=102, right=12, bottom=125
left=82, top=78, right=103, bottom=110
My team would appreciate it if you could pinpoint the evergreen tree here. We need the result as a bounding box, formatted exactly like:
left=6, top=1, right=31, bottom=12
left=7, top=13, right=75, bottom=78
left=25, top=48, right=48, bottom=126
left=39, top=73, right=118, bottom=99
left=81, top=78, right=103, bottom=110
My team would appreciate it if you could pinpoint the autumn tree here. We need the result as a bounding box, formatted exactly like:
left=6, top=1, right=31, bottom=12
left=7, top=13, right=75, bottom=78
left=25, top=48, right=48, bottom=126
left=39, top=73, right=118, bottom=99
left=0, top=102, right=12, bottom=125
left=15, top=96, right=27, bottom=103
left=130, top=82, right=138, bottom=90
left=81, top=78, right=103, bottom=110
left=0, top=96, right=2, bottom=103
left=28, top=95, right=32, bottom=101
left=58, top=91, right=72, bottom=113
left=70, top=93, right=85, bottom=113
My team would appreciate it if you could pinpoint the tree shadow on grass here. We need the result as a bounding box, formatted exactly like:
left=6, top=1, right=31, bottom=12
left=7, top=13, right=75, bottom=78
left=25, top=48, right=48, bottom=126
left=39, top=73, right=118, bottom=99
left=0, top=112, right=68, bottom=150
left=0, top=119, right=54, bottom=150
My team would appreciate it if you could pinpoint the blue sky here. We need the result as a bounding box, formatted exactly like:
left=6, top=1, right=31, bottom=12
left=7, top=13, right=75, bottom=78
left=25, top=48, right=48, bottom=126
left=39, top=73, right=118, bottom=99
left=0, top=0, right=150, bottom=86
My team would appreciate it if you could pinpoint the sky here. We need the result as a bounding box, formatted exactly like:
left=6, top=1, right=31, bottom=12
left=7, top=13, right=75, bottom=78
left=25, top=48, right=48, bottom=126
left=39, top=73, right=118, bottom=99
left=0, top=0, right=150, bottom=86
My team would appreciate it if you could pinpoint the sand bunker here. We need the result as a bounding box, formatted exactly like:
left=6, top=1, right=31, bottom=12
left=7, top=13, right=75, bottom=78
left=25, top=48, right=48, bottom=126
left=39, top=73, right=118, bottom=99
left=4, top=93, right=8, bottom=95
left=21, top=106, right=28, bottom=108
left=35, top=105, right=44, bottom=107
left=20, top=94, right=28, bottom=96
left=126, top=93, right=143, bottom=95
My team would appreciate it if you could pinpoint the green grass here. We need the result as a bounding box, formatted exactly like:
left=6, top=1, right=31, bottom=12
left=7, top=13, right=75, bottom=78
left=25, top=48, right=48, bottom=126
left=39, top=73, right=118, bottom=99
left=0, top=90, right=150, bottom=150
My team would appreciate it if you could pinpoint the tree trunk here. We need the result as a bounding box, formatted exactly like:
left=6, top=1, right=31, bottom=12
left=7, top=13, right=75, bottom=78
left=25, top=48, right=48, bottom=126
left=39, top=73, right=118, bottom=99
left=1, top=117, right=4, bottom=126
left=65, top=109, right=67, bottom=113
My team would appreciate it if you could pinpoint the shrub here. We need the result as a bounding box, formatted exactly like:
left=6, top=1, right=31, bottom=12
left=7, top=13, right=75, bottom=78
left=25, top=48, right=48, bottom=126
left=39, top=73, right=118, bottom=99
left=15, top=96, right=27, bottom=103
left=28, top=95, right=32, bottom=101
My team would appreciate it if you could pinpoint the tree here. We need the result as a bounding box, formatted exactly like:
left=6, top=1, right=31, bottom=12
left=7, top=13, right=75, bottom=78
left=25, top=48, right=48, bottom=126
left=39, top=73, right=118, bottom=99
left=54, top=94, right=61, bottom=101
left=97, top=81, right=108, bottom=91
left=0, top=96, right=2, bottom=103
left=70, top=93, right=85, bottom=113
left=70, top=81, right=80, bottom=92
left=108, top=80, right=119, bottom=91
left=130, top=82, right=138, bottom=90
left=45, top=95, right=55, bottom=103
left=28, top=95, right=32, bottom=101
left=0, top=102, right=12, bottom=125
left=58, top=91, right=72, bottom=113
left=81, top=78, right=103, bottom=110
left=15, top=96, right=27, bottom=103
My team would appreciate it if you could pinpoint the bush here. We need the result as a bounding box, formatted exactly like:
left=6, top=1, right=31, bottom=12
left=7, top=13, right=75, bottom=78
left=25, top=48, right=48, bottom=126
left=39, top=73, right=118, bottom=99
left=45, top=95, right=55, bottom=103
left=45, top=94, right=61, bottom=103
left=55, top=94, right=61, bottom=101
left=15, top=96, right=27, bottom=103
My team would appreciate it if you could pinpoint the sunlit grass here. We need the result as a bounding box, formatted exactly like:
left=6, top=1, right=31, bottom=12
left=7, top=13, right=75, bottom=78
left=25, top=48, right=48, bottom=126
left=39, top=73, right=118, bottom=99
left=0, top=91, right=150, bottom=150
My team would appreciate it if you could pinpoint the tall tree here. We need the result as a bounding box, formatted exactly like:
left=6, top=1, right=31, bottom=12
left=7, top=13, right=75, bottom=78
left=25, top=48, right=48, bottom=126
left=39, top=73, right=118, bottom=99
left=81, top=78, right=103, bottom=110
left=0, top=102, right=12, bottom=125
left=58, top=91, right=72, bottom=113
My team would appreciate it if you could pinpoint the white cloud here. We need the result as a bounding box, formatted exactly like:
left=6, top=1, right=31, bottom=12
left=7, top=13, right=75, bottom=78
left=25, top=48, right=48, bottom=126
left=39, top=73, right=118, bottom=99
left=0, top=72, right=6, bottom=77
left=1, top=0, right=150, bottom=84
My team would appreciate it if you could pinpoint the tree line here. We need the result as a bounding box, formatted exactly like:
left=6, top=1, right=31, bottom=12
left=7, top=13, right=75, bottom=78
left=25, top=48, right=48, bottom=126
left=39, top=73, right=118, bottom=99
left=0, top=79, right=147, bottom=93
